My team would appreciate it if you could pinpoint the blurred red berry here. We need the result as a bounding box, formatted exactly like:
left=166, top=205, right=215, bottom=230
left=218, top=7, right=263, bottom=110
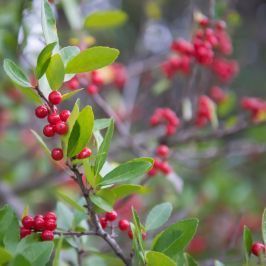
left=118, top=219, right=130, bottom=231
left=105, top=211, right=118, bottom=222
left=41, top=230, right=54, bottom=241
left=48, top=91, right=62, bottom=105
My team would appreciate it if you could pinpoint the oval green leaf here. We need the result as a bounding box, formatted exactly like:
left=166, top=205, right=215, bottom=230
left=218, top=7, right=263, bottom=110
left=46, top=54, right=65, bottom=90
left=145, top=202, right=172, bottom=231
left=146, top=251, right=176, bottom=266
left=65, top=46, right=119, bottom=74
left=100, top=158, right=153, bottom=186
left=3, top=59, right=31, bottom=88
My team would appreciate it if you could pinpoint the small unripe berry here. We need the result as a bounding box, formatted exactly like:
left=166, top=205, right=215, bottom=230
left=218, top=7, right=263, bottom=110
left=47, top=113, right=61, bottom=125
left=118, top=219, right=130, bottom=231
left=159, top=162, right=172, bottom=175
left=76, top=147, right=92, bottom=159
left=54, top=122, right=68, bottom=135
left=34, top=218, right=45, bottom=231
left=35, top=105, right=49, bottom=119
left=100, top=217, right=108, bottom=229
left=20, top=227, right=31, bottom=239
left=41, top=230, right=54, bottom=241
left=87, top=84, right=99, bottom=95
left=45, top=219, right=57, bottom=231
left=43, top=124, right=55, bottom=137
left=156, top=145, right=170, bottom=158
left=251, top=242, right=265, bottom=256
left=22, top=216, right=34, bottom=229
left=44, top=212, right=57, bottom=221
left=59, top=110, right=71, bottom=122
left=51, top=148, right=63, bottom=161
left=48, top=91, right=62, bottom=105
left=105, top=211, right=118, bottom=222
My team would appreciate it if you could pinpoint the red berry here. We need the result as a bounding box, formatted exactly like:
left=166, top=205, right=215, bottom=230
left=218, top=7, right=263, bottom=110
left=47, top=113, right=61, bottom=125
left=148, top=167, right=157, bottom=177
left=91, top=71, right=103, bottom=86
left=156, top=145, right=170, bottom=158
left=105, top=211, right=117, bottom=222
left=54, top=122, right=68, bottom=135
left=48, top=91, right=62, bottom=105
left=100, top=217, right=108, bottom=229
left=35, top=105, right=49, bottom=119
left=76, top=148, right=92, bottom=159
left=128, top=230, right=133, bottom=239
left=45, top=219, right=57, bottom=231
left=41, top=230, right=54, bottom=241
left=87, top=84, right=99, bottom=95
left=118, top=219, right=130, bottom=231
left=34, top=214, right=44, bottom=220
left=34, top=218, right=45, bottom=231
left=67, top=77, right=79, bottom=90
left=43, top=124, right=55, bottom=137
left=22, top=216, right=34, bottom=229
left=59, top=110, right=71, bottom=122
left=159, top=162, right=172, bottom=175
left=198, top=17, right=209, bottom=27
left=251, top=242, right=265, bottom=256
left=51, top=148, right=63, bottom=161
left=44, top=212, right=57, bottom=221
left=20, top=227, right=31, bottom=239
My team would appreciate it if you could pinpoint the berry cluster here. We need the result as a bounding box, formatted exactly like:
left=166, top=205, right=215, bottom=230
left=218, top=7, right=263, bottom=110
left=35, top=91, right=71, bottom=161
left=251, top=242, right=266, bottom=257
left=241, top=97, right=266, bottom=123
left=99, top=210, right=146, bottom=240
left=148, top=145, right=172, bottom=176
left=150, top=108, right=180, bottom=136
left=20, top=212, right=57, bottom=241
left=161, top=17, right=238, bottom=83
left=66, top=64, right=127, bottom=94
left=195, top=95, right=215, bottom=127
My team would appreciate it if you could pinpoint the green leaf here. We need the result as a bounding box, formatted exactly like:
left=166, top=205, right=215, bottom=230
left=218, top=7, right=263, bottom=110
left=0, top=205, right=19, bottom=250
left=67, top=105, right=94, bottom=157
left=62, top=88, right=84, bottom=102
left=3, top=59, right=31, bottom=88
left=146, top=251, right=176, bottom=266
left=145, top=202, right=172, bottom=231
left=151, top=218, right=199, bottom=259
left=0, top=247, right=12, bottom=264
left=111, top=184, right=148, bottom=200
left=36, top=42, right=57, bottom=79
left=55, top=190, right=85, bottom=213
left=131, top=208, right=145, bottom=263
left=52, top=237, right=63, bottom=266
left=262, top=209, right=266, bottom=244
left=100, top=157, right=153, bottom=186
left=93, top=118, right=112, bottom=131
left=83, top=158, right=95, bottom=187
left=65, top=46, right=119, bottom=74
left=90, top=194, right=113, bottom=212
left=62, top=99, right=80, bottom=156
left=95, top=120, right=114, bottom=175
left=3, top=214, right=20, bottom=253
left=30, top=130, right=51, bottom=156
left=46, top=54, right=65, bottom=90
left=84, top=10, right=128, bottom=29
left=41, top=0, right=59, bottom=44
left=16, top=236, right=54, bottom=266
left=10, top=255, right=31, bottom=266
left=243, top=225, right=252, bottom=262
left=59, top=46, right=80, bottom=82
